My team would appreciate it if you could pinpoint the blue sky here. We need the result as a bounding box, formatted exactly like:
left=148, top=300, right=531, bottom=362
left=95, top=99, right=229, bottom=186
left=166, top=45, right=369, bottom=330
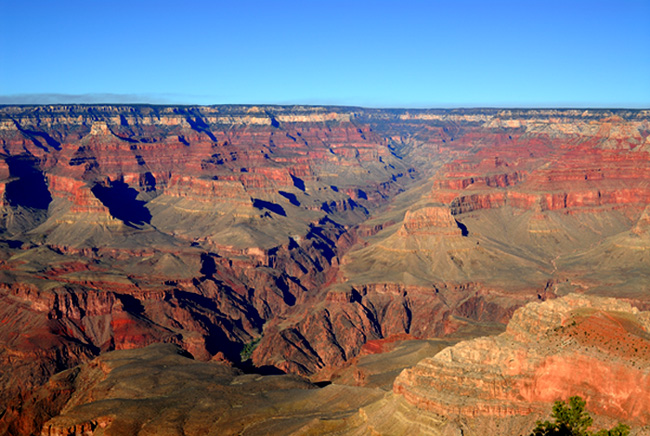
left=1, top=0, right=649, bottom=108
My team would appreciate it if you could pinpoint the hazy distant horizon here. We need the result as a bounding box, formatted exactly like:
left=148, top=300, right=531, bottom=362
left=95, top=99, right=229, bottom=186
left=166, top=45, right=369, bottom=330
left=1, top=93, right=649, bottom=111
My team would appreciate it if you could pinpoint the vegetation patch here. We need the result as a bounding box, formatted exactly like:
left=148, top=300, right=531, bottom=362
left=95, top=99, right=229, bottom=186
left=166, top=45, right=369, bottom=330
left=240, top=337, right=261, bottom=362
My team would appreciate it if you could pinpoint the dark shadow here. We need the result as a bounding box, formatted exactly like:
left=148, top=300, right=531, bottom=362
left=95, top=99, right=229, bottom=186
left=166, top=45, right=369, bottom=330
left=313, top=381, right=332, bottom=388
left=13, top=121, right=61, bottom=150
left=186, top=116, right=217, bottom=141
left=143, top=172, right=156, bottom=191
left=207, top=154, right=225, bottom=165
left=455, top=220, right=469, bottom=237
left=171, top=289, right=264, bottom=361
left=91, top=180, right=151, bottom=225
left=278, top=191, right=300, bottom=206
left=306, top=225, right=336, bottom=264
left=177, top=348, right=196, bottom=360
left=237, top=361, right=286, bottom=375
left=330, top=185, right=339, bottom=192
left=114, top=134, right=138, bottom=143
left=265, top=111, right=280, bottom=129
left=116, top=294, right=145, bottom=315
left=320, top=201, right=332, bottom=213
left=4, top=156, right=52, bottom=209
left=26, top=130, right=61, bottom=150
left=291, top=175, right=305, bottom=191
left=69, top=147, right=98, bottom=167
left=350, top=288, right=363, bottom=303
left=134, top=155, right=146, bottom=166
left=356, top=189, right=368, bottom=200
left=275, top=276, right=296, bottom=306
left=200, top=253, right=217, bottom=279
left=178, top=135, right=190, bottom=146
left=0, top=239, right=23, bottom=249
left=252, top=198, right=286, bottom=216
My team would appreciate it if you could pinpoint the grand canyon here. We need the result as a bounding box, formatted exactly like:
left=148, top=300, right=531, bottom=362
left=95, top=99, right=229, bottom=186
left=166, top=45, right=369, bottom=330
left=0, top=105, right=649, bottom=435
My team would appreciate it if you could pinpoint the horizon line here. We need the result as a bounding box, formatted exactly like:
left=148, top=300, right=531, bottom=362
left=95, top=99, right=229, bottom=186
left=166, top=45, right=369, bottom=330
left=0, top=94, right=648, bottom=111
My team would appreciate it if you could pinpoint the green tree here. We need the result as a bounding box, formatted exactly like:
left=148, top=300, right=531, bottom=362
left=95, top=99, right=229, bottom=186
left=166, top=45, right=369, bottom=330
left=592, top=423, right=632, bottom=436
left=240, top=337, right=261, bottom=361
left=530, top=396, right=630, bottom=436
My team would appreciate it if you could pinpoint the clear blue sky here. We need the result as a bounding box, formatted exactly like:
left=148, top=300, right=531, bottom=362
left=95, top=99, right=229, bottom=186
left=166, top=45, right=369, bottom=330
left=1, top=0, right=648, bottom=108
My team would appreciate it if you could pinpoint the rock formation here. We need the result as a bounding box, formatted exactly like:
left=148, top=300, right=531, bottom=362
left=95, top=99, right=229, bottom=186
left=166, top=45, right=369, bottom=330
left=0, top=105, right=649, bottom=434
left=351, top=294, right=650, bottom=435
left=34, top=343, right=383, bottom=436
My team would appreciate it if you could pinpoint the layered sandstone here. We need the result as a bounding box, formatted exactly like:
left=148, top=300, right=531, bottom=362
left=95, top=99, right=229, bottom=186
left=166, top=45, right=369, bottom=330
left=392, top=294, right=650, bottom=433
left=0, top=105, right=649, bottom=434
left=398, top=205, right=463, bottom=237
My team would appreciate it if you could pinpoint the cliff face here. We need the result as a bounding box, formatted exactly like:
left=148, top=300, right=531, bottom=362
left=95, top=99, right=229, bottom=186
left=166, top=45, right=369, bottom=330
left=25, top=297, right=650, bottom=436
left=0, top=105, right=649, bottom=434
left=386, top=294, right=650, bottom=435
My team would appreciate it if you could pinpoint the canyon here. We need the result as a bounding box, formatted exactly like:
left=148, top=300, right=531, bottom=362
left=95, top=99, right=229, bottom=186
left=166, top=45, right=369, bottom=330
left=0, top=105, right=648, bottom=435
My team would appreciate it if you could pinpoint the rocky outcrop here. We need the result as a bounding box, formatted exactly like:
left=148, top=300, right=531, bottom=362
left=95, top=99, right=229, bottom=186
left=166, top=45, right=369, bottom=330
left=393, top=294, right=650, bottom=431
left=252, top=283, right=525, bottom=376
left=398, top=206, right=463, bottom=237
left=430, top=146, right=650, bottom=215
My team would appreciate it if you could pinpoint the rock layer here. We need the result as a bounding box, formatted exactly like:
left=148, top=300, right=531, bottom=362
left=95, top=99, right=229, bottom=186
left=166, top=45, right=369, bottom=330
left=392, top=294, right=650, bottom=432
left=0, top=106, right=649, bottom=434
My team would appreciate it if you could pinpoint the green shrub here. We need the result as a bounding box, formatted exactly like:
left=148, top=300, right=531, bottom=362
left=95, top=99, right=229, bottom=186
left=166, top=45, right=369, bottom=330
left=240, top=337, right=261, bottom=361
left=530, top=396, right=630, bottom=436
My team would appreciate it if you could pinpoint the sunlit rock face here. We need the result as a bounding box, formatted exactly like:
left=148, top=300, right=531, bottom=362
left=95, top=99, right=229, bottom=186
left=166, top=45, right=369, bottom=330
left=0, top=105, right=649, bottom=434
left=393, top=294, right=650, bottom=426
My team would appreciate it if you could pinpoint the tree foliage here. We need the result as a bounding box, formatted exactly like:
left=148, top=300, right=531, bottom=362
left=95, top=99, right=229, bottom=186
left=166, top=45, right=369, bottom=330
left=240, top=337, right=261, bottom=361
left=530, top=396, right=630, bottom=436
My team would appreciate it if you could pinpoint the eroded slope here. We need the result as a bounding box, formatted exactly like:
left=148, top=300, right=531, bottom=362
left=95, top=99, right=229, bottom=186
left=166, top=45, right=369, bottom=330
left=0, top=106, right=649, bottom=434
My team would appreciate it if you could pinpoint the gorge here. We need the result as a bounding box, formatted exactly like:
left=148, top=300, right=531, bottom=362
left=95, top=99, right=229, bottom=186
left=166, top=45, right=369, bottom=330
left=0, top=105, right=649, bottom=435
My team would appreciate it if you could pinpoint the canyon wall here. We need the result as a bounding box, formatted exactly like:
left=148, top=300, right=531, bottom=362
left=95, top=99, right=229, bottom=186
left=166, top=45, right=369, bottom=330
left=0, top=105, right=648, bottom=434
left=382, top=294, right=650, bottom=435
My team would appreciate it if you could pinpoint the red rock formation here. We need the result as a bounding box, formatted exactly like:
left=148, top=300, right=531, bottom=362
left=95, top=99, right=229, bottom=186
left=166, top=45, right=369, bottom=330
left=252, top=282, right=524, bottom=376
left=398, top=206, right=462, bottom=236
left=0, top=106, right=649, bottom=434
left=394, top=294, right=650, bottom=426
